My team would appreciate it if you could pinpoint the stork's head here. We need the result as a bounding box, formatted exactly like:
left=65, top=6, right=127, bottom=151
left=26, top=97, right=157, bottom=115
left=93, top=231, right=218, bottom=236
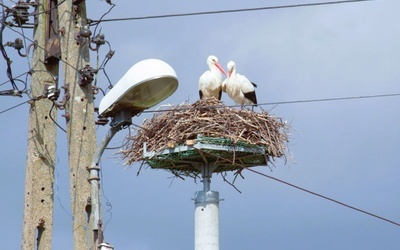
left=227, top=61, right=236, bottom=77
left=207, top=55, right=218, bottom=64
left=207, top=55, right=227, bottom=76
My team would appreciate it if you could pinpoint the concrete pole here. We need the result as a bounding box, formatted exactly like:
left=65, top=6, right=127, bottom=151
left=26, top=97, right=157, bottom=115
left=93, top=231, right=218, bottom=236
left=194, top=163, right=220, bottom=250
left=22, top=0, right=58, bottom=249
left=58, top=1, right=97, bottom=249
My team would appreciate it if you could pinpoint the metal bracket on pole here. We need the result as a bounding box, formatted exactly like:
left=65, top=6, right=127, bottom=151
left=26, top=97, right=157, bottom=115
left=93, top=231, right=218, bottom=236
left=45, top=0, right=61, bottom=63
left=109, top=110, right=132, bottom=128
left=193, top=162, right=220, bottom=204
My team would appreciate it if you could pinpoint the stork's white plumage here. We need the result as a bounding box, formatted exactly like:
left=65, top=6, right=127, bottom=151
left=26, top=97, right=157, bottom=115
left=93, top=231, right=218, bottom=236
left=198, top=55, right=227, bottom=100
left=222, top=61, right=258, bottom=107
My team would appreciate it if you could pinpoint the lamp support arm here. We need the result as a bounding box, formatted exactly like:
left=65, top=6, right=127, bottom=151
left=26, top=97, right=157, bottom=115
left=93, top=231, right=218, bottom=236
left=88, top=124, right=121, bottom=246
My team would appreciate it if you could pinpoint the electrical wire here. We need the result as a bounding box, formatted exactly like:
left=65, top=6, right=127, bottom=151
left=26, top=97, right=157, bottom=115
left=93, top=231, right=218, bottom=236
left=4, top=3, right=115, bottom=91
left=11, top=78, right=27, bottom=90
left=31, top=0, right=68, bottom=17
left=246, top=167, right=400, bottom=227
left=97, top=47, right=114, bottom=91
left=99, top=161, right=113, bottom=232
left=16, top=17, right=31, bottom=69
left=0, top=4, right=18, bottom=90
left=0, top=71, right=30, bottom=87
left=6, top=24, right=80, bottom=72
left=0, top=99, right=30, bottom=114
left=105, top=127, right=131, bottom=150
left=49, top=102, right=67, bottom=133
left=0, top=1, right=114, bottom=124
left=0, top=0, right=395, bottom=239
left=54, top=169, right=73, bottom=219
left=93, top=41, right=114, bottom=91
left=90, top=2, right=115, bottom=42
left=141, top=92, right=400, bottom=114
left=89, top=0, right=374, bottom=25
left=128, top=106, right=400, bottom=228
left=256, top=93, right=400, bottom=107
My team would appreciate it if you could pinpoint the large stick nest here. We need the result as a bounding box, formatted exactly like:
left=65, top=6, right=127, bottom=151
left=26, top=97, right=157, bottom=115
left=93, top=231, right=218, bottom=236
left=121, top=98, right=290, bottom=176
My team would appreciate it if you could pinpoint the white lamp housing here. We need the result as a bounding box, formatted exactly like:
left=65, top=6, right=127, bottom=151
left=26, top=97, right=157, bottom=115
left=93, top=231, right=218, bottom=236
left=98, top=59, right=178, bottom=118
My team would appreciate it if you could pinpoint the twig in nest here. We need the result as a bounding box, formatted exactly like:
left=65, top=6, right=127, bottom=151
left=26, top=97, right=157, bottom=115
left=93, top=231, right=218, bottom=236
left=221, top=172, right=242, bottom=194
left=233, top=168, right=245, bottom=184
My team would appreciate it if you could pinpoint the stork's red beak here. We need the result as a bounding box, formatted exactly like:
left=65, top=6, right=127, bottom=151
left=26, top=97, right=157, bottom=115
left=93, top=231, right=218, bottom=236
left=216, top=63, right=227, bottom=76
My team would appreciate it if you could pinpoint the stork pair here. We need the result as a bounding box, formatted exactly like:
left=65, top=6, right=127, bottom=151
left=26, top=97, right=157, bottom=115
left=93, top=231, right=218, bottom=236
left=198, top=55, right=257, bottom=108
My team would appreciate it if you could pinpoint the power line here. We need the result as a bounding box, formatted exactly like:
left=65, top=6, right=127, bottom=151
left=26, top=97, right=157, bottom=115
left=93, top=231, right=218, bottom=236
left=256, top=93, right=400, bottom=107
left=0, top=99, right=30, bottom=115
left=89, top=0, right=374, bottom=24
left=246, top=167, right=400, bottom=227
left=130, top=117, right=400, bottom=228
left=141, top=92, right=400, bottom=114
left=130, top=101, right=400, bottom=228
left=0, top=71, right=30, bottom=87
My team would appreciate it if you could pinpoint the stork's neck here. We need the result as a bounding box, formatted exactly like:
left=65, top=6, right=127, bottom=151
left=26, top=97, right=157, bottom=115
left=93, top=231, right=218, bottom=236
left=228, top=68, right=236, bottom=78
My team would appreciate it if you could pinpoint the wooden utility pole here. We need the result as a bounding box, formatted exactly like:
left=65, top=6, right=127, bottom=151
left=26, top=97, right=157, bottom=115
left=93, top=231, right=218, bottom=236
left=58, top=1, right=98, bottom=249
left=22, top=0, right=59, bottom=249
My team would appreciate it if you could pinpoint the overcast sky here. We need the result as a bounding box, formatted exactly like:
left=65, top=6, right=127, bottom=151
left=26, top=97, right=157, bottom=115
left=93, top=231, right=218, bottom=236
left=1, top=0, right=399, bottom=249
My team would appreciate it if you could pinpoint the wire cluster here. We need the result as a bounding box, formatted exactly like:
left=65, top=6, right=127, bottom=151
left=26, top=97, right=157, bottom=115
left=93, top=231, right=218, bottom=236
left=0, top=0, right=116, bottom=125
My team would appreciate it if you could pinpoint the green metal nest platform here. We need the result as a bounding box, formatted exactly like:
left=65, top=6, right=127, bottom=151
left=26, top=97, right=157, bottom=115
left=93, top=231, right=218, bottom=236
left=143, top=136, right=269, bottom=173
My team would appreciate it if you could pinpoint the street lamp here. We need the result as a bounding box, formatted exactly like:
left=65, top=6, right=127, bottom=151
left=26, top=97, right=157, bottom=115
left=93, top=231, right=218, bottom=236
left=89, top=59, right=178, bottom=249
left=98, top=58, right=178, bottom=121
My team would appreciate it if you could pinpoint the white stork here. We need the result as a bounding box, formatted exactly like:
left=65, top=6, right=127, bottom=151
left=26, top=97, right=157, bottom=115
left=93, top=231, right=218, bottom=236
left=222, top=61, right=258, bottom=108
left=198, top=55, right=227, bottom=100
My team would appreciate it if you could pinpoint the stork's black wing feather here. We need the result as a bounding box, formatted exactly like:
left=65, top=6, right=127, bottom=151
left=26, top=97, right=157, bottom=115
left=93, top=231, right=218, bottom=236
left=244, top=91, right=258, bottom=105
